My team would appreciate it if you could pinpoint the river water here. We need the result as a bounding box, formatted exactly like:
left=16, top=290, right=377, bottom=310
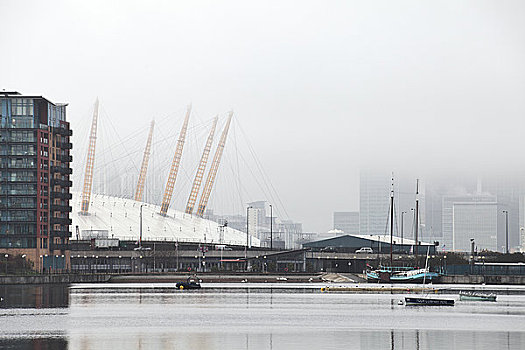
left=1, top=283, right=524, bottom=349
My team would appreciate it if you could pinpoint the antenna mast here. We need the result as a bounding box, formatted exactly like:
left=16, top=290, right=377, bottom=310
left=390, top=173, right=394, bottom=268
left=196, top=112, right=233, bottom=217
left=185, top=116, right=218, bottom=214
left=134, top=120, right=155, bottom=202
left=159, top=105, right=191, bottom=216
left=414, top=179, right=420, bottom=266
left=80, top=98, right=99, bottom=215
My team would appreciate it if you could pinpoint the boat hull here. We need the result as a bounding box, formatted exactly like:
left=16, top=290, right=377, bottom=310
left=405, top=297, right=455, bottom=306
left=176, top=282, right=201, bottom=290
left=459, top=293, right=496, bottom=302
left=367, top=271, right=441, bottom=284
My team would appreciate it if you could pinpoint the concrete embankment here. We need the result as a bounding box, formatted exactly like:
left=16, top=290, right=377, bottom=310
left=442, top=275, right=525, bottom=285
left=109, top=273, right=322, bottom=283
left=2, top=273, right=524, bottom=285
left=0, top=274, right=111, bottom=285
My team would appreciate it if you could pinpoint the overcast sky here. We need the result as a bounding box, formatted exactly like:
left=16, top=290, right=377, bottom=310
left=1, top=0, right=525, bottom=232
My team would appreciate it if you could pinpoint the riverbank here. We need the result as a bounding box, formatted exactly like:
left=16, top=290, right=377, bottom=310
left=0, top=274, right=110, bottom=285
left=1, top=272, right=524, bottom=285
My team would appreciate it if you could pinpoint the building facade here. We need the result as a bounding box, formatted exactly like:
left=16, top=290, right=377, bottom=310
left=442, top=194, right=497, bottom=252
left=0, top=91, right=72, bottom=272
left=452, top=202, right=498, bottom=252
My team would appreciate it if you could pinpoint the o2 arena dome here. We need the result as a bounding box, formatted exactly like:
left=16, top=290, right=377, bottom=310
left=71, top=192, right=260, bottom=247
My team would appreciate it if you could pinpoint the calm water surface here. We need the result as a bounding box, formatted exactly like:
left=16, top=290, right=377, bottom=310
left=1, top=283, right=524, bottom=349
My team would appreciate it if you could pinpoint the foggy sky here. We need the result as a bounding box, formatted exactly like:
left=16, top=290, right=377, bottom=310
left=1, top=0, right=525, bottom=232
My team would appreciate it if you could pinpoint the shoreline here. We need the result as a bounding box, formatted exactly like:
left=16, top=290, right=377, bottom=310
left=1, top=272, right=525, bottom=285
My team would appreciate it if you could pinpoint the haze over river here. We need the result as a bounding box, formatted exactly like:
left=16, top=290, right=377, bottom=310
left=1, top=283, right=524, bottom=349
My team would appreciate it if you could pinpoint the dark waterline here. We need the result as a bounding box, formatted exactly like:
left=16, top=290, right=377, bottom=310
left=0, top=283, right=524, bottom=350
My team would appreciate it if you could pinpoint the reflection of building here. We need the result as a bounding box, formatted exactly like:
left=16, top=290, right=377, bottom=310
left=0, top=91, right=72, bottom=272
left=333, top=212, right=359, bottom=234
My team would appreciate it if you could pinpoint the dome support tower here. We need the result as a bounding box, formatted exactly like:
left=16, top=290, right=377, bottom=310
left=159, top=105, right=191, bottom=216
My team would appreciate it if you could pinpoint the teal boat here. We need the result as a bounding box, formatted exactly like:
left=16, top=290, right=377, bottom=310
left=459, top=291, right=496, bottom=302
left=367, top=266, right=441, bottom=283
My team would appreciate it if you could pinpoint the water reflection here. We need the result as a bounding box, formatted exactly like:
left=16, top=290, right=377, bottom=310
left=0, top=284, right=69, bottom=309
left=1, top=284, right=525, bottom=349
left=0, top=337, right=67, bottom=350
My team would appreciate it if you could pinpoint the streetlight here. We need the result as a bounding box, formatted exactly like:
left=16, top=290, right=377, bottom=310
left=175, top=242, right=179, bottom=272
left=245, top=206, right=252, bottom=269
left=401, top=211, right=406, bottom=246
left=503, top=210, right=509, bottom=254
left=139, top=204, right=144, bottom=249
left=269, top=204, right=273, bottom=250
left=4, top=254, right=8, bottom=275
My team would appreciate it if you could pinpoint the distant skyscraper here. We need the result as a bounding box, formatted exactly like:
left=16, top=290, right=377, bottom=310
left=333, top=212, right=359, bottom=235
left=442, top=194, right=498, bottom=251
left=359, top=170, right=402, bottom=236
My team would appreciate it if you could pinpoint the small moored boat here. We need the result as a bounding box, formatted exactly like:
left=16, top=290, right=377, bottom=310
left=405, top=297, right=455, bottom=306
left=176, top=276, right=202, bottom=290
left=459, top=291, right=496, bottom=302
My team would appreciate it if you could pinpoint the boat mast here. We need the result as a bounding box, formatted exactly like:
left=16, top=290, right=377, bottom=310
left=390, top=173, right=394, bottom=268
left=414, top=179, right=420, bottom=266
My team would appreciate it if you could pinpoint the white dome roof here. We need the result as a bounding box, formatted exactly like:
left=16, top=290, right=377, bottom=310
left=70, top=192, right=260, bottom=246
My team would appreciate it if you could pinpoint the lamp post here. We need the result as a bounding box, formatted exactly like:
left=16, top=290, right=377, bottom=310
left=245, top=206, right=252, bottom=269
left=401, top=211, right=406, bottom=246
left=503, top=210, right=509, bottom=254
left=4, top=254, right=8, bottom=275
left=269, top=204, right=273, bottom=250
left=139, top=204, right=144, bottom=249
left=175, top=242, right=179, bottom=272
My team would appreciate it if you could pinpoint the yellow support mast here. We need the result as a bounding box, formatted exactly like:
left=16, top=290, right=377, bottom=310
left=80, top=98, right=99, bottom=215
left=196, top=111, right=233, bottom=217
left=134, top=120, right=155, bottom=202
left=185, top=116, right=218, bottom=215
left=159, top=105, right=191, bottom=216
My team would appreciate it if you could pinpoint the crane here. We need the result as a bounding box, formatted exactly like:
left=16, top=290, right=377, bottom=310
left=196, top=112, right=233, bottom=217
left=185, top=116, right=218, bottom=215
left=80, top=98, right=99, bottom=215
left=159, top=105, right=191, bottom=216
left=134, top=120, right=155, bottom=202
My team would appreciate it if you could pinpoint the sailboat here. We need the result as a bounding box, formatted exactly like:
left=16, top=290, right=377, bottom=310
left=366, top=178, right=441, bottom=284
left=404, top=246, right=454, bottom=306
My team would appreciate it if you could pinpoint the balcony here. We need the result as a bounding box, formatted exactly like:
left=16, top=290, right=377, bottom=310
left=50, top=192, right=72, bottom=200
left=50, top=230, right=72, bottom=239
left=50, top=166, right=72, bottom=175
left=50, top=178, right=72, bottom=187
left=58, top=142, right=73, bottom=150
left=50, top=242, right=71, bottom=251
left=53, top=127, right=73, bottom=137
left=50, top=204, right=72, bottom=212
left=56, top=154, right=72, bottom=163
left=50, top=217, right=72, bottom=225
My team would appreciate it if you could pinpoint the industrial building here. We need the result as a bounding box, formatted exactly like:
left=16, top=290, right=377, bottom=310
left=0, top=91, right=72, bottom=271
left=303, top=234, right=436, bottom=255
